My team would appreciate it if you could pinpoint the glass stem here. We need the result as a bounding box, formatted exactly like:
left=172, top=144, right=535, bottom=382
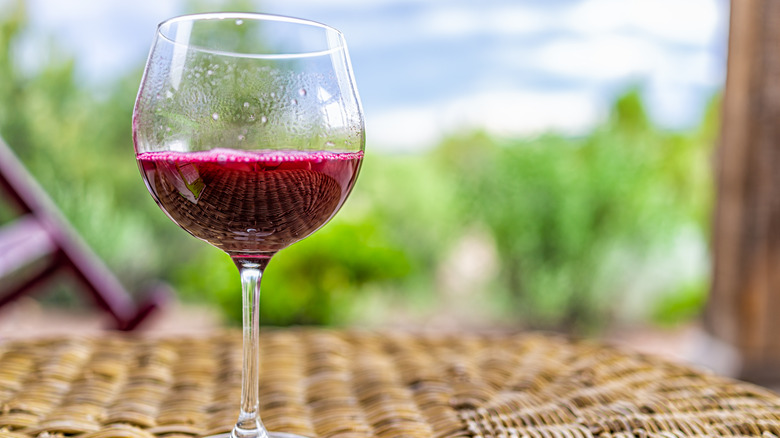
left=231, top=255, right=272, bottom=438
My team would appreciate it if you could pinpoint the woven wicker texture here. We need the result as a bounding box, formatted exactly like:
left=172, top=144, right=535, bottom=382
left=0, top=329, right=779, bottom=438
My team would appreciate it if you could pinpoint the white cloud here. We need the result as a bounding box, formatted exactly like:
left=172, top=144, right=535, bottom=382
left=523, top=33, right=723, bottom=88
left=563, top=0, right=724, bottom=47
left=266, top=0, right=447, bottom=11
left=417, top=4, right=549, bottom=39
left=529, top=35, right=661, bottom=81
left=368, top=106, right=443, bottom=152
left=485, top=6, right=551, bottom=36
left=24, top=0, right=183, bottom=81
left=446, top=90, right=600, bottom=135
left=421, top=7, right=481, bottom=38
left=645, top=81, right=713, bottom=128
left=369, top=90, right=602, bottom=152
left=15, top=0, right=727, bottom=149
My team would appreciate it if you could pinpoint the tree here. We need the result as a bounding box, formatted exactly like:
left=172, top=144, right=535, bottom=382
left=706, top=0, right=780, bottom=384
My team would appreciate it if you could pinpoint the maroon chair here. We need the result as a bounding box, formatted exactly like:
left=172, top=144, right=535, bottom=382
left=0, top=139, right=169, bottom=330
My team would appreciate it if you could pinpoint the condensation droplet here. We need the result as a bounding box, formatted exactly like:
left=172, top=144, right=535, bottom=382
left=298, top=88, right=307, bottom=97
left=260, top=116, right=268, bottom=124
left=243, top=102, right=250, bottom=109
left=212, top=113, right=219, bottom=120
left=236, top=19, right=243, bottom=25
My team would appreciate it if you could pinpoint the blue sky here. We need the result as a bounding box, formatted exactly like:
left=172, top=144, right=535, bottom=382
left=22, top=0, right=729, bottom=151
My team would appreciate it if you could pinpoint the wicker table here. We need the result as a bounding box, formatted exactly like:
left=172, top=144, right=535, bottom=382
left=0, top=329, right=778, bottom=438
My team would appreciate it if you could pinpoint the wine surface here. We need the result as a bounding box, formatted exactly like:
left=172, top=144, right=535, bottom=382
left=137, top=148, right=362, bottom=254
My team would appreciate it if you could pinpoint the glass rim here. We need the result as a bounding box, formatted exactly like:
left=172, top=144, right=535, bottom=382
left=156, top=12, right=347, bottom=60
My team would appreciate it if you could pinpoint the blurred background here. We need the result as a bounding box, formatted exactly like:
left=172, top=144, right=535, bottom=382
left=0, top=0, right=728, bottom=339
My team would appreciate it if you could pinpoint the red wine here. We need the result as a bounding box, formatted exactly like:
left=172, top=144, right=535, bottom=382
left=137, top=149, right=362, bottom=254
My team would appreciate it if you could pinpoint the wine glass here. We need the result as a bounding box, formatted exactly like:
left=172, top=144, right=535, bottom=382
left=132, top=13, right=364, bottom=438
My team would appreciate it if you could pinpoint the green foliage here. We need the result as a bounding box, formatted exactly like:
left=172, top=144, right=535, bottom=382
left=0, top=2, right=716, bottom=331
left=173, top=217, right=410, bottom=326
left=0, top=0, right=197, bottom=293
left=434, top=89, right=713, bottom=331
left=651, top=279, right=708, bottom=328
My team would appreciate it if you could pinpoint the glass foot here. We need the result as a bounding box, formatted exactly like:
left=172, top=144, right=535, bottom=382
left=205, top=433, right=309, bottom=438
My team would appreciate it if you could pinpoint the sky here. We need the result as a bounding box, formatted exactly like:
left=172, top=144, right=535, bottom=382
left=21, top=0, right=729, bottom=152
